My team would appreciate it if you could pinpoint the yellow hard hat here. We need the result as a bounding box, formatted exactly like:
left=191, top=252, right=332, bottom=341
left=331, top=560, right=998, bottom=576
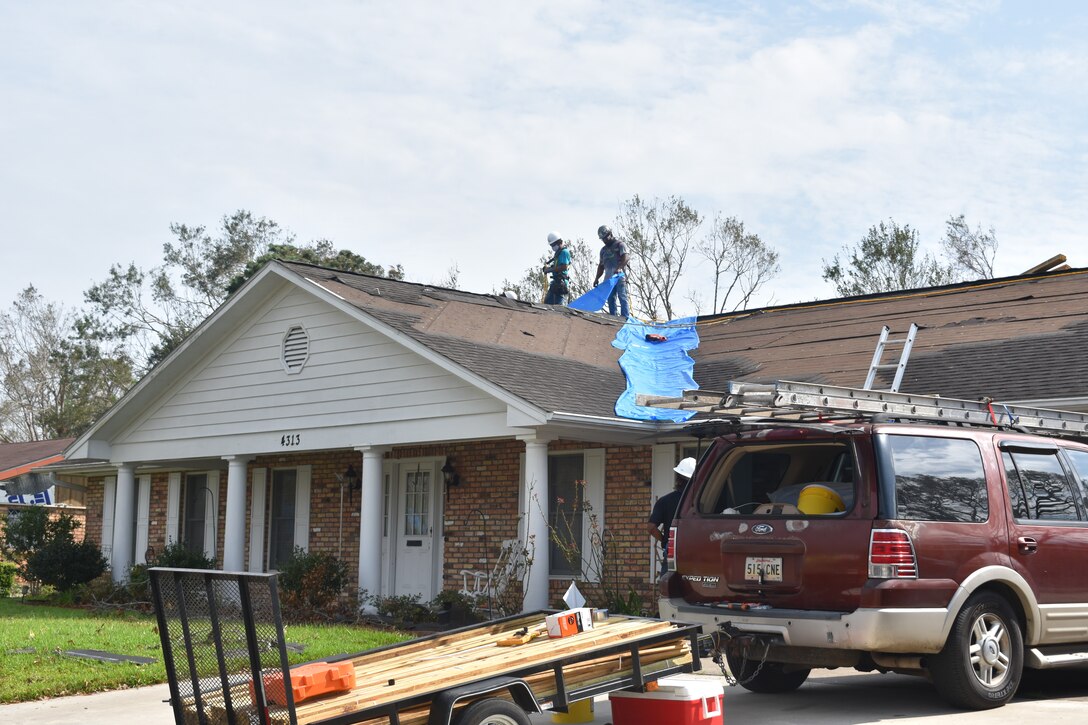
left=797, top=484, right=845, bottom=515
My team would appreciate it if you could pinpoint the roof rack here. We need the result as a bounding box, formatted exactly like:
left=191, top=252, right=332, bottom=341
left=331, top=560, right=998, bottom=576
left=641, top=380, right=1088, bottom=437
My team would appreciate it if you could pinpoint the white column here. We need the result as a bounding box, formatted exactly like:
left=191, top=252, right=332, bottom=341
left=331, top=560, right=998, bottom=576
left=111, top=464, right=136, bottom=583
left=222, top=456, right=252, bottom=572
left=357, top=446, right=387, bottom=612
left=522, top=437, right=551, bottom=611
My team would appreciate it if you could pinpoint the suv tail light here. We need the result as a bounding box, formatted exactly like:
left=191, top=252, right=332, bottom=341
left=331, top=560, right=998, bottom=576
left=666, top=526, right=677, bottom=571
left=869, top=529, right=918, bottom=579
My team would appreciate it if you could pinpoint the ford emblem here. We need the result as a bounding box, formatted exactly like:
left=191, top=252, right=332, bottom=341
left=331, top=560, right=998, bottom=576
left=752, top=523, right=774, bottom=535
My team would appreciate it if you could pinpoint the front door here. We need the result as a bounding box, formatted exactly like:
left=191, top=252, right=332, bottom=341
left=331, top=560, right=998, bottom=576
left=393, top=464, right=436, bottom=600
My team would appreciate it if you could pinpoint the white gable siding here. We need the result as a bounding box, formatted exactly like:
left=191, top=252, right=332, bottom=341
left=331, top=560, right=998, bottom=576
left=114, top=287, right=505, bottom=453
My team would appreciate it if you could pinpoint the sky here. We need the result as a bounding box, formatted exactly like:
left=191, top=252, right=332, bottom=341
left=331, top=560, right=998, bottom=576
left=3, top=0, right=1087, bottom=319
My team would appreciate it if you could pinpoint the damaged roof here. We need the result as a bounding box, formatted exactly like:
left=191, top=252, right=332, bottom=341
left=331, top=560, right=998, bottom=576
left=694, top=269, right=1088, bottom=402
left=284, top=262, right=628, bottom=417
left=279, top=262, right=1088, bottom=418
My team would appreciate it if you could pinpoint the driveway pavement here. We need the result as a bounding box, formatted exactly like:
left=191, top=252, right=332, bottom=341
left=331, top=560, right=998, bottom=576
left=4, top=663, right=1088, bottom=724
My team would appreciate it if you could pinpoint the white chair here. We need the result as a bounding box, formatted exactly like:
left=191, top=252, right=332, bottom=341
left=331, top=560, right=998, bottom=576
left=459, top=539, right=526, bottom=616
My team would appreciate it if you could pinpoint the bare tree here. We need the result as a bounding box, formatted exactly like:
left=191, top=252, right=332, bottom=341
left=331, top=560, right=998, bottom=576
left=615, top=195, right=702, bottom=320
left=0, top=287, right=131, bottom=441
left=942, top=214, right=998, bottom=279
left=695, top=215, right=780, bottom=313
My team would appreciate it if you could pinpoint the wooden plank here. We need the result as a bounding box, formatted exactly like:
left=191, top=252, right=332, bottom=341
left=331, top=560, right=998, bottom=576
left=291, top=616, right=689, bottom=724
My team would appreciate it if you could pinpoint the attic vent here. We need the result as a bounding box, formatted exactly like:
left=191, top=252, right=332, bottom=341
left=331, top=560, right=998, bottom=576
left=281, top=325, right=310, bottom=374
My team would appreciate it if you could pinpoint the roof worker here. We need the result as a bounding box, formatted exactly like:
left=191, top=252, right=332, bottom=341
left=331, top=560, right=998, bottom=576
left=648, top=457, right=695, bottom=576
left=593, top=225, right=629, bottom=318
left=543, top=232, right=572, bottom=305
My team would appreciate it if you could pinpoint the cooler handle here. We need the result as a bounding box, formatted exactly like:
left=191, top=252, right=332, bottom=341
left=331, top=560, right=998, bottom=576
left=702, top=694, right=722, bottom=719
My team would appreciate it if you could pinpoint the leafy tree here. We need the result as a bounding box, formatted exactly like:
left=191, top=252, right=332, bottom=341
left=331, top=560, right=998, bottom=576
left=84, top=211, right=404, bottom=370
left=822, top=220, right=957, bottom=297
left=694, top=215, right=780, bottom=313
left=942, top=214, right=998, bottom=279
left=615, top=195, right=702, bottom=320
left=226, top=240, right=405, bottom=294
left=0, top=287, right=132, bottom=442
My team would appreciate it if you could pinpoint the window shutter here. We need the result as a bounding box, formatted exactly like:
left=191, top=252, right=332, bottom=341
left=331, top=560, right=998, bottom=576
left=165, top=473, right=181, bottom=545
left=205, top=470, right=220, bottom=560
left=101, top=477, right=117, bottom=560
left=294, top=465, right=311, bottom=552
left=135, top=475, right=151, bottom=564
left=249, top=468, right=267, bottom=572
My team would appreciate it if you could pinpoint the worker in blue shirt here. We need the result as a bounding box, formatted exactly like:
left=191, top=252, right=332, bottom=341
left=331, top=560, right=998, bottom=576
left=543, top=232, right=572, bottom=305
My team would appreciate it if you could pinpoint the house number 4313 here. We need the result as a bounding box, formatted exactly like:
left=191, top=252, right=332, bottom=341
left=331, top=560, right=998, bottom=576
left=280, top=433, right=301, bottom=447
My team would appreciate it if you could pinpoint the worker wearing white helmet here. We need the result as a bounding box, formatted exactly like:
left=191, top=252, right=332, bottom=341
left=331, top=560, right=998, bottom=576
left=543, top=232, right=571, bottom=305
left=648, top=457, right=695, bottom=576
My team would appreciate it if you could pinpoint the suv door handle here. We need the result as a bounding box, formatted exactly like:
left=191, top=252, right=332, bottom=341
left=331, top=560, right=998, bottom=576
left=1017, top=536, right=1038, bottom=554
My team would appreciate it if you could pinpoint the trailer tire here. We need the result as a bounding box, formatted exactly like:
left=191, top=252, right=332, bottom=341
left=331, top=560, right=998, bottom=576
left=456, top=697, right=531, bottom=725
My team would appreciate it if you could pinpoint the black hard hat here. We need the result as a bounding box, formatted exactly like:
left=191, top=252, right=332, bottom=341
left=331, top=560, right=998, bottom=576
left=597, top=225, right=612, bottom=240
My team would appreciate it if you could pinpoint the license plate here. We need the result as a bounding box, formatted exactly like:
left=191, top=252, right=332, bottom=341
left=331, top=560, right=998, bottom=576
left=744, top=557, right=783, bottom=582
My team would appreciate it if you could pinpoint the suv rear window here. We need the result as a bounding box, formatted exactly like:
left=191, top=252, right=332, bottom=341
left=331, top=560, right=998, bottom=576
left=878, top=435, right=988, bottom=523
left=695, top=442, right=854, bottom=515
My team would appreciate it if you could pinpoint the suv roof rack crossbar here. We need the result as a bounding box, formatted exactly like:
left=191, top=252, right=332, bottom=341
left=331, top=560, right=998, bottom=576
left=641, top=380, right=1088, bottom=437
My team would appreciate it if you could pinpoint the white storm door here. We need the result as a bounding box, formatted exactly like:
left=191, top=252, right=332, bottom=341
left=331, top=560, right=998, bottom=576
left=393, top=465, right=436, bottom=600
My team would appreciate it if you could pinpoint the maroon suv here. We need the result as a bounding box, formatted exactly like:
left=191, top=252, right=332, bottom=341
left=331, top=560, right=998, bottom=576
left=658, top=421, right=1088, bottom=709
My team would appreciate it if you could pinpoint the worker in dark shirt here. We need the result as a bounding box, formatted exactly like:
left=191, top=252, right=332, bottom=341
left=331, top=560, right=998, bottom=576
left=648, top=457, right=695, bottom=575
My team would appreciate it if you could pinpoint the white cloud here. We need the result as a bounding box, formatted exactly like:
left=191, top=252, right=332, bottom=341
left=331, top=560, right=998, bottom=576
left=1, top=0, right=1087, bottom=317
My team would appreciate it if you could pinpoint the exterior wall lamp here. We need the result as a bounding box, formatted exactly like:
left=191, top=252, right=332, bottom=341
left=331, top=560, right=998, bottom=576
left=442, top=459, right=460, bottom=501
left=344, top=464, right=360, bottom=504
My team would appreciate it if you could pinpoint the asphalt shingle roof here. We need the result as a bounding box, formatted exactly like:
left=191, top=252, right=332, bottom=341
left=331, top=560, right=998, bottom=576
left=280, top=262, right=1088, bottom=418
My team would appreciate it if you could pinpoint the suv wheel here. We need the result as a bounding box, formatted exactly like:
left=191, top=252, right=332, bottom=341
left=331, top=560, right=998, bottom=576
left=929, top=592, right=1023, bottom=709
left=724, top=650, right=810, bottom=693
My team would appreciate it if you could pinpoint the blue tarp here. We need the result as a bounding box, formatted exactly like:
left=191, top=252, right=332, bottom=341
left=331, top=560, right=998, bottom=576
left=569, top=274, right=622, bottom=312
left=612, top=316, right=699, bottom=422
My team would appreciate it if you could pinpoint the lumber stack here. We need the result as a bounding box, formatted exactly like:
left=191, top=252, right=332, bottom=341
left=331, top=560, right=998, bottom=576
left=178, top=614, right=692, bottom=725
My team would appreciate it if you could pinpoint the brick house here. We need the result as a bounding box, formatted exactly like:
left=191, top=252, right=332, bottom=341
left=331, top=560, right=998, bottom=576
left=47, top=261, right=1088, bottom=611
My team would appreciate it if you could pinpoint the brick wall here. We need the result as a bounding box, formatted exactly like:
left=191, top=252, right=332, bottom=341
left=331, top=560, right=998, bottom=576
left=75, top=439, right=664, bottom=611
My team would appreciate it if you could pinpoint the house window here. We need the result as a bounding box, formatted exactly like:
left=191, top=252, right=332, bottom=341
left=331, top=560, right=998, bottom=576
left=548, top=453, right=585, bottom=577
left=182, top=473, right=209, bottom=556
left=268, top=469, right=297, bottom=570
left=403, top=469, right=431, bottom=536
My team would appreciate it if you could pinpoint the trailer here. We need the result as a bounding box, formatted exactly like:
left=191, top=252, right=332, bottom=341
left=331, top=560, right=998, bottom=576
left=149, top=568, right=702, bottom=725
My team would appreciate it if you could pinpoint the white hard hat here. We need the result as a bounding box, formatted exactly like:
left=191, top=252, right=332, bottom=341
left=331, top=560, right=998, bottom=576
left=673, top=457, right=696, bottom=478
left=547, top=232, right=562, bottom=245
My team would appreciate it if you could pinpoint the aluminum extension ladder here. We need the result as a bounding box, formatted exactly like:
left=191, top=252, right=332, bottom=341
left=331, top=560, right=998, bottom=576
left=863, top=323, right=918, bottom=392
left=639, top=380, right=1088, bottom=437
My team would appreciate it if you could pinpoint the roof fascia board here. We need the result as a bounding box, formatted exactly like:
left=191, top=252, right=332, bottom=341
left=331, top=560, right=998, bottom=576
left=65, top=263, right=290, bottom=459
left=299, top=271, right=547, bottom=423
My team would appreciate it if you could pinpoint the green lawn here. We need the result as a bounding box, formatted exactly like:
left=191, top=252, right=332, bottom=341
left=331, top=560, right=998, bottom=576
left=0, top=597, right=410, bottom=704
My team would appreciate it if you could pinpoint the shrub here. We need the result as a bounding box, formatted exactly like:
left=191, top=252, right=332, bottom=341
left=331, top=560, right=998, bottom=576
left=26, top=539, right=107, bottom=591
left=370, top=592, right=434, bottom=626
left=0, top=561, right=17, bottom=596
left=1, top=507, right=81, bottom=582
left=150, top=541, right=216, bottom=569
left=278, top=547, right=348, bottom=611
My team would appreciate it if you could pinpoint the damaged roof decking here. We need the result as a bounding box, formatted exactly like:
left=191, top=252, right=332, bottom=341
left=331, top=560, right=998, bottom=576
left=695, top=269, right=1088, bottom=401
left=285, top=263, right=628, bottom=418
